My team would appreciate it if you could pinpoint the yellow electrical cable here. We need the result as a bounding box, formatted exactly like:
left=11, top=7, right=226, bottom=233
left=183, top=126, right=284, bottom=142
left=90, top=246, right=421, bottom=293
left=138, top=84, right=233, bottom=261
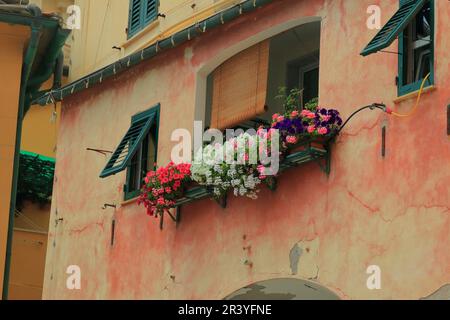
left=391, top=72, right=431, bottom=118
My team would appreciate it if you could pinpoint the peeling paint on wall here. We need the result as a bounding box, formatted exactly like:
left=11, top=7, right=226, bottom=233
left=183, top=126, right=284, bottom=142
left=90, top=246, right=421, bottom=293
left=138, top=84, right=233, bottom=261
left=289, top=239, right=320, bottom=280
left=421, top=284, right=450, bottom=300
left=289, top=243, right=302, bottom=275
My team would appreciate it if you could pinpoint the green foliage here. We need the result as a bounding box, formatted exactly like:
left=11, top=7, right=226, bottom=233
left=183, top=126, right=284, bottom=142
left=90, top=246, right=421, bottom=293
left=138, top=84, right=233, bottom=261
left=304, top=97, right=319, bottom=111
left=275, top=87, right=318, bottom=113
left=275, top=87, right=302, bottom=114
left=16, top=152, right=55, bottom=210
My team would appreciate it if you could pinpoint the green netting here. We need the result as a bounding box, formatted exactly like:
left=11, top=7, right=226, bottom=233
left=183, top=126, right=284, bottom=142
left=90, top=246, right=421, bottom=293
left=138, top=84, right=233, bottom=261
left=16, top=150, right=55, bottom=208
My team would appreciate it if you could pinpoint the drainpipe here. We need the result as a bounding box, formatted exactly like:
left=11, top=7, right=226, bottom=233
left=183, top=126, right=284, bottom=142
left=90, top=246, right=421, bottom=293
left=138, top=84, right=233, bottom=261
left=27, top=28, right=69, bottom=91
left=25, top=28, right=69, bottom=113
left=27, top=51, right=64, bottom=104
left=2, top=23, right=42, bottom=300
left=53, top=52, right=64, bottom=89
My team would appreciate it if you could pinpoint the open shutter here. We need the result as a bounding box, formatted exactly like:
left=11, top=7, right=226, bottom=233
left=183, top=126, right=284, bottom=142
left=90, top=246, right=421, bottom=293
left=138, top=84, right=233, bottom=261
left=360, top=0, right=427, bottom=56
left=100, top=109, right=157, bottom=178
left=128, top=0, right=143, bottom=37
left=144, top=0, right=158, bottom=24
left=210, top=40, right=270, bottom=130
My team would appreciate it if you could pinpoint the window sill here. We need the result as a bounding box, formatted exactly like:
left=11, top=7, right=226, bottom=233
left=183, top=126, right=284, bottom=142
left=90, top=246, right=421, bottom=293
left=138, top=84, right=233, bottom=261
left=121, top=196, right=139, bottom=207
left=394, top=85, right=436, bottom=104
left=122, top=19, right=160, bottom=50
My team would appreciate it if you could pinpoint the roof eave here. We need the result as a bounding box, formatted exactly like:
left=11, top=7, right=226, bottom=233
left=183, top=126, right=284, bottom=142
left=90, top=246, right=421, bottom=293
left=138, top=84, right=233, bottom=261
left=33, top=0, right=274, bottom=106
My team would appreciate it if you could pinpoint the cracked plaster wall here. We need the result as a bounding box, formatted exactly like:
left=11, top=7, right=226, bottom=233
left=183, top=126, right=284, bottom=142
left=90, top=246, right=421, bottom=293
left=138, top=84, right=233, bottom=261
left=43, top=0, right=450, bottom=300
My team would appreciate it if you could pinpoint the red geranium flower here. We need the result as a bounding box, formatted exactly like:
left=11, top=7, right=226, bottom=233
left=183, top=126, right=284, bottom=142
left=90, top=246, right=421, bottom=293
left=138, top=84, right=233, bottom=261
left=138, top=162, right=192, bottom=218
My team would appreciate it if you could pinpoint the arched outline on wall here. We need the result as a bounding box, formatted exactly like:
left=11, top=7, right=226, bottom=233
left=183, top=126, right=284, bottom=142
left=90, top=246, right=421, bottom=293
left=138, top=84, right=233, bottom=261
left=223, top=277, right=341, bottom=300
left=193, top=16, right=323, bottom=137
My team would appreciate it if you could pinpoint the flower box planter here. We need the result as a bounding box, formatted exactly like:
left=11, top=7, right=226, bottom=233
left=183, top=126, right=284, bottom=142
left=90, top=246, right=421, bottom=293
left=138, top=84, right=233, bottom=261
left=184, top=180, right=201, bottom=193
left=138, top=162, right=192, bottom=229
left=286, top=135, right=331, bottom=154
left=205, top=185, right=227, bottom=208
left=176, top=182, right=210, bottom=206
left=263, top=176, right=278, bottom=191
left=139, top=99, right=342, bottom=229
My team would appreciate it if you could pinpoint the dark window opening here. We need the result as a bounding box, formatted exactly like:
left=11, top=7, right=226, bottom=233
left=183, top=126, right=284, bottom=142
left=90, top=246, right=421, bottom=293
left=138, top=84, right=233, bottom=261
left=204, top=22, right=321, bottom=130
left=125, top=128, right=157, bottom=199
left=286, top=53, right=320, bottom=108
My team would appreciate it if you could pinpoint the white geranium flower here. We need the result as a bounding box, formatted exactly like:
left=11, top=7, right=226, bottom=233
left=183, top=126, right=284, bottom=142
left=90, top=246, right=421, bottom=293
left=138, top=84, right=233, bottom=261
left=191, top=139, right=261, bottom=200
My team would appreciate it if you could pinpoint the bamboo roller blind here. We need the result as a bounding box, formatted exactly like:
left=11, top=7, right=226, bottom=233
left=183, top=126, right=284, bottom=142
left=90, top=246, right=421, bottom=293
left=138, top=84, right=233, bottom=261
left=210, top=40, right=270, bottom=130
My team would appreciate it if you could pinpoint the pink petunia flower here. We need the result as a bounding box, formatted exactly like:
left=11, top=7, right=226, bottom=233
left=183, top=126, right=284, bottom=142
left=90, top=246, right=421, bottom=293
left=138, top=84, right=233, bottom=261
left=257, top=165, right=265, bottom=174
left=286, top=135, right=298, bottom=144
left=301, top=110, right=310, bottom=117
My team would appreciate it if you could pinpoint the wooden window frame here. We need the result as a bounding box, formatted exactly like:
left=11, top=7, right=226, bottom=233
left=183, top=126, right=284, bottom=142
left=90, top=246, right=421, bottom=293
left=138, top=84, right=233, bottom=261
left=398, top=0, right=434, bottom=96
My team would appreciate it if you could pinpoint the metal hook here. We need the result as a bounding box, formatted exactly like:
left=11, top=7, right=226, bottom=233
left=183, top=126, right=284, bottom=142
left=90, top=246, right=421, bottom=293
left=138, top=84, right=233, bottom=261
left=102, top=203, right=117, bottom=210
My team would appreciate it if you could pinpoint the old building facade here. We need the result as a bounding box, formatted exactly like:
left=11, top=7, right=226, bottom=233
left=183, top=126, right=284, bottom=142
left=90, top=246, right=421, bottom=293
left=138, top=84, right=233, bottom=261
left=39, top=0, right=449, bottom=299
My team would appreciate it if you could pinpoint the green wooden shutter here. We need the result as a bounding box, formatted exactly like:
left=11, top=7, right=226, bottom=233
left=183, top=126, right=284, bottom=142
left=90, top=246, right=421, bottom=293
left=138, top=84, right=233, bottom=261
left=128, top=0, right=143, bottom=37
left=360, top=0, right=427, bottom=56
left=100, top=107, right=159, bottom=178
left=144, top=0, right=158, bottom=24
left=128, top=0, right=158, bottom=38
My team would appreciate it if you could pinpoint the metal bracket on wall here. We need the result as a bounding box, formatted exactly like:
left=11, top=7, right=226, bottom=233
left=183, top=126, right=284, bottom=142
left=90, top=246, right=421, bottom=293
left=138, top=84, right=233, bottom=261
left=311, top=145, right=331, bottom=176
left=55, top=217, right=64, bottom=227
left=86, top=148, right=113, bottom=157
left=215, top=194, right=227, bottom=209
left=176, top=206, right=182, bottom=227
left=265, top=176, right=278, bottom=192
left=206, top=186, right=227, bottom=209
left=160, top=209, right=181, bottom=230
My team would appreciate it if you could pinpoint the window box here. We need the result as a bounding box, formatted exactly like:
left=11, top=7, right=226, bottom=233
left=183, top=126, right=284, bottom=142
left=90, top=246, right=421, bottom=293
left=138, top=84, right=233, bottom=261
left=285, top=135, right=333, bottom=154
left=173, top=138, right=334, bottom=210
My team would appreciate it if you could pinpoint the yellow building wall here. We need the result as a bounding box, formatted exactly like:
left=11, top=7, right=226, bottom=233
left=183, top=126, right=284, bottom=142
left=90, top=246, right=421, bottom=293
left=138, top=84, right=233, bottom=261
left=22, top=0, right=72, bottom=159
left=69, top=0, right=243, bottom=80
left=10, top=201, right=49, bottom=300
left=0, top=22, right=30, bottom=297
left=14, top=202, right=51, bottom=232
left=26, top=0, right=73, bottom=158
left=8, top=229, right=48, bottom=300
left=21, top=105, right=60, bottom=158
left=2, top=1, right=69, bottom=300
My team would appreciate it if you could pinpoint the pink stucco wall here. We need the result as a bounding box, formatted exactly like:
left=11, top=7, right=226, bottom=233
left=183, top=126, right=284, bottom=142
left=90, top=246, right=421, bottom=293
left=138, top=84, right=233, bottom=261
left=43, top=0, right=450, bottom=299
